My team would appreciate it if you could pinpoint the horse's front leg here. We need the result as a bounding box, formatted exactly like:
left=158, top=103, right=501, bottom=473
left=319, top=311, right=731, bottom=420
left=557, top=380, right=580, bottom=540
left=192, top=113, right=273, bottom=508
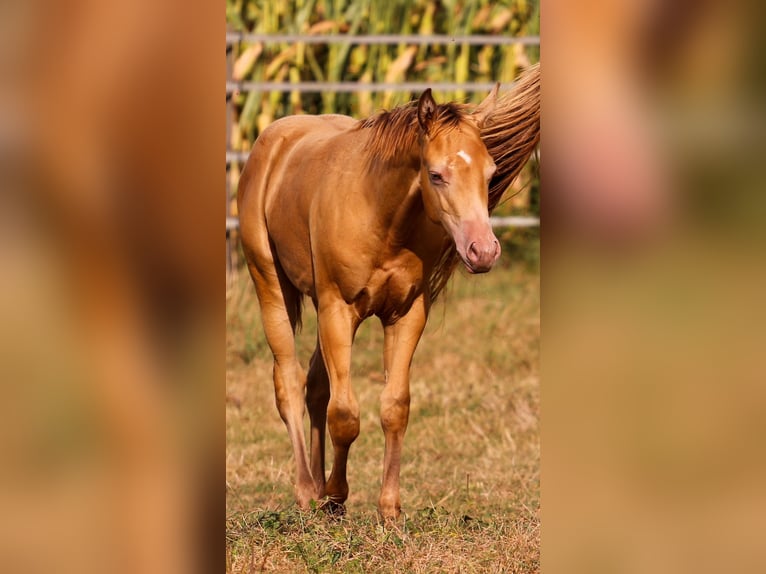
left=379, top=295, right=428, bottom=520
left=317, top=298, right=360, bottom=513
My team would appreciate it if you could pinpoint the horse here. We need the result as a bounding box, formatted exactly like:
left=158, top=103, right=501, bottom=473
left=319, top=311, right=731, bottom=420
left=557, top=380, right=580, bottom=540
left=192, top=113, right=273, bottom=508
left=238, top=64, right=540, bottom=519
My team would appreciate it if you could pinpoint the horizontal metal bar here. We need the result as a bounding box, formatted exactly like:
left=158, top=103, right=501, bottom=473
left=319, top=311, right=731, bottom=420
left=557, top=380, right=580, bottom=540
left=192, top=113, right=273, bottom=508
left=489, top=216, right=540, bottom=228
left=227, top=151, right=250, bottom=163
left=227, top=80, right=515, bottom=95
left=225, top=33, right=540, bottom=47
left=225, top=215, right=538, bottom=232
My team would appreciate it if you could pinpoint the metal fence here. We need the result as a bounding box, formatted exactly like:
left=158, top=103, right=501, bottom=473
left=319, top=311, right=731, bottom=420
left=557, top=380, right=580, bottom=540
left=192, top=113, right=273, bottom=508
left=225, top=33, right=540, bottom=273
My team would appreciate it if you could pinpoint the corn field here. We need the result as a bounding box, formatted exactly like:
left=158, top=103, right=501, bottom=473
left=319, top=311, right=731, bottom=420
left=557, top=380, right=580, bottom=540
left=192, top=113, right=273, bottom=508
left=226, top=0, right=539, bottom=220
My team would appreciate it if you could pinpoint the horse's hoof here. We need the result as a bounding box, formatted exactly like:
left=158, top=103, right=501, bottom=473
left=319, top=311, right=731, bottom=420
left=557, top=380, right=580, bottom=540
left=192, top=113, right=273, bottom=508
left=378, top=507, right=402, bottom=522
left=377, top=496, right=402, bottom=521
left=320, top=499, right=346, bottom=517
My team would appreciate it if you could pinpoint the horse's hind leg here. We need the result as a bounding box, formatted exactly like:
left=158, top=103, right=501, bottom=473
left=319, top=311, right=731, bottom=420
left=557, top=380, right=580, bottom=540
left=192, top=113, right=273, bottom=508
left=247, top=262, right=317, bottom=508
left=305, top=336, right=330, bottom=499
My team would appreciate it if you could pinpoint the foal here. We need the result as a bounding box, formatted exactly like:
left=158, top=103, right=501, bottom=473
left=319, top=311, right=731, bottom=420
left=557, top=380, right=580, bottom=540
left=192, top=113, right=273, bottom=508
left=238, top=88, right=500, bottom=519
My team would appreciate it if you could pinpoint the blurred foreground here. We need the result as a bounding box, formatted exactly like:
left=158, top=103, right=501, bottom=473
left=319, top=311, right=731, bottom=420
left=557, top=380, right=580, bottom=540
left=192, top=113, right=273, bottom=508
left=544, top=0, right=766, bottom=572
left=1, top=1, right=220, bottom=573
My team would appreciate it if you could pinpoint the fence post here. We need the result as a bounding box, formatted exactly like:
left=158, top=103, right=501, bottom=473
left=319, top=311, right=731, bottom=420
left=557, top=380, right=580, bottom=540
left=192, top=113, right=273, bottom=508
left=226, top=39, right=235, bottom=280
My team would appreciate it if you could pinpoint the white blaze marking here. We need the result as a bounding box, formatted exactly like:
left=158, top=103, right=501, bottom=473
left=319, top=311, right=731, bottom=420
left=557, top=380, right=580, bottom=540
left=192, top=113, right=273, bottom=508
left=457, top=149, right=472, bottom=165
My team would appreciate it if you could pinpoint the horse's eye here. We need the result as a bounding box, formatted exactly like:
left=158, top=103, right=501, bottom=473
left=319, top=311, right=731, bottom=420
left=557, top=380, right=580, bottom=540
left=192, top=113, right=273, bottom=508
left=429, top=171, right=445, bottom=185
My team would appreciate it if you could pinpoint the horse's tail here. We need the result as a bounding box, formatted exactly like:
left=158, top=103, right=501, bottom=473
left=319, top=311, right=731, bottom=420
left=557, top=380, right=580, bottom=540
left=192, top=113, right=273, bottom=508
left=482, top=63, right=540, bottom=213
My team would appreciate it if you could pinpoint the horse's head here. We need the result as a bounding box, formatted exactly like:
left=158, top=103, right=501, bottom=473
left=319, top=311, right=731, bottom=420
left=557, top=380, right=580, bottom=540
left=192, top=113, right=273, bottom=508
left=417, top=88, right=500, bottom=274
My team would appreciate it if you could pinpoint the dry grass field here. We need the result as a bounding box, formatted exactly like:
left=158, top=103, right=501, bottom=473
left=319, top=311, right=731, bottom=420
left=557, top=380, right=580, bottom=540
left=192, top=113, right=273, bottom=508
left=226, top=245, right=539, bottom=573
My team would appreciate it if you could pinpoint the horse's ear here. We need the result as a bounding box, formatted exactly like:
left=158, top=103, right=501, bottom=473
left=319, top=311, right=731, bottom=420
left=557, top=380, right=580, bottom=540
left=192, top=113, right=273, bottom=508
left=418, top=88, right=437, bottom=133
left=473, top=83, right=500, bottom=128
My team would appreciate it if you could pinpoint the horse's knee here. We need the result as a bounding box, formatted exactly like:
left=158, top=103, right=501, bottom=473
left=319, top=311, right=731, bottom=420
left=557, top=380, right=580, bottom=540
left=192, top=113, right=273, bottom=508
left=380, top=391, right=410, bottom=434
left=327, top=397, right=360, bottom=447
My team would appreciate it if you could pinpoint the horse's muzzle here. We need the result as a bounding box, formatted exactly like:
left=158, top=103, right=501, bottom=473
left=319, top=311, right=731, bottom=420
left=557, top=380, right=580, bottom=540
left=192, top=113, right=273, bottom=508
left=444, top=217, right=501, bottom=274
left=464, top=237, right=501, bottom=273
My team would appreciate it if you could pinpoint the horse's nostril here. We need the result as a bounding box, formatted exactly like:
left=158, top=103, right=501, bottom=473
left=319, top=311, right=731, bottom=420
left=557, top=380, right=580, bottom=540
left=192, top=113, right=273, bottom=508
left=468, top=242, right=480, bottom=262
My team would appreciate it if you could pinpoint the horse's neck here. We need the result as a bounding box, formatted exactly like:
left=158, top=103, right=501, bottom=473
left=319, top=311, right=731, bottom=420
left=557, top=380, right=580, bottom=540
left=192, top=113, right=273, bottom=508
left=367, top=164, right=443, bottom=256
left=386, top=177, right=425, bottom=244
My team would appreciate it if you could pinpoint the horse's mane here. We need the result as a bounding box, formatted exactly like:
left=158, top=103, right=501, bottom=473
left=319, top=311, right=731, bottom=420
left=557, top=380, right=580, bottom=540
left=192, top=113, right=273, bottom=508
left=357, top=101, right=468, bottom=164
left=354, top=67, right=540, bottom=301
